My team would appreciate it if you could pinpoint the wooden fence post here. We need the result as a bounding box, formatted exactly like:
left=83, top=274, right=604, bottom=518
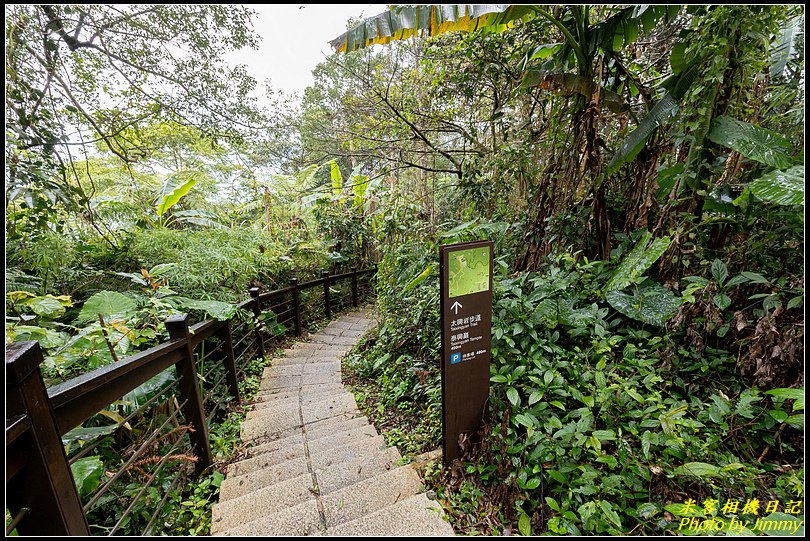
left=249, top=287, right=266, bottom=359
left=165, top=314, right=213, bottom=476
left=322, top=270, right=331, bottom=318
left=5, top=342, right=90, bottom=535
left=291, top=277, right=302, bottom=335
left=217, top=322, right=240, bottom=406
left=351, top=266, right=359, bottom=307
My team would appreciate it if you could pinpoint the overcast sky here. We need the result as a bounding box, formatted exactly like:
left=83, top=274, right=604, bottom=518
left=224, top=4, right=388, bottom=102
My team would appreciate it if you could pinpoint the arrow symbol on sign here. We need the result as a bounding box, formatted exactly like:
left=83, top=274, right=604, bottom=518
left=450, top=301, right=463, bottom=315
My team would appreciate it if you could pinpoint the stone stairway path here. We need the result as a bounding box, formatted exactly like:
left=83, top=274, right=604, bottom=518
left=211, top=308, right=454, bottom=536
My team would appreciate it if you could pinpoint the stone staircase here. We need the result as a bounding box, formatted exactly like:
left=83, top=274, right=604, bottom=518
left=211, top=309, right=454, bottom=536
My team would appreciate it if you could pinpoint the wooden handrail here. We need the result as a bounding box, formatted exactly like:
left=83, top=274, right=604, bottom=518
left=4, top=266, right=376, bottom=536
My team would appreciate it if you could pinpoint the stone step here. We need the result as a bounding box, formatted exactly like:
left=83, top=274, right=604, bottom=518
left=308, top=433, right=388, bottom=470
left=242, top=412, right=368, bottom=448
left=239, top=406, right=300, bottom=441
left=302, top=393, right=359, bottom=425
left=247, top=390, right=350, bottom=421
left=313, top=445, right=401, bottom=495
left=212, top=497, right=322, bottom=536
left=226, top=439, right=307, bottom=479
left=258, top=374, right=301, bottom=392
left=212, top=472, right=315, bottom=531
left=226, top=434, right=385, bottom=482
left=241, top=393, right=360, bottom=440
left=250, top=387, right=346, bottom=411
left=227, top=423, right=378, bottom=480
left=252, top=382, right=344, bottom=402
left=320, top=466, right=425, bottom=528
left=309, top=335, right=358, bottom=346
left=325, top=493, right=454, bottom=537
left=243, top=415, right=370, bottom=456
left=221, top=442, right=397, bottom=503
left=305, top=414, right=371, bottom=441
left=306, top=424, right=379, bottom=456
left=267, top=359, right=339, bottom=373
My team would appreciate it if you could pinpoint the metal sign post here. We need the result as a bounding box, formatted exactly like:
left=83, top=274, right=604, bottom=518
left=439, top=240, right=493, bottom=464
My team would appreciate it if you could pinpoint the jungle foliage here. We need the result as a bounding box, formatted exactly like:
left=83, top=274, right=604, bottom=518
left=334, top=3, right=804, bottom=536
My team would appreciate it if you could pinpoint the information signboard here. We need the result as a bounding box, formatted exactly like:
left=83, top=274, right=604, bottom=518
left=439, top=240, right=493, bottom=463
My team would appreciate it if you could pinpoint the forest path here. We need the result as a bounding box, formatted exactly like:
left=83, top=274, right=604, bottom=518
left=210, top=308, right=454, bottom=536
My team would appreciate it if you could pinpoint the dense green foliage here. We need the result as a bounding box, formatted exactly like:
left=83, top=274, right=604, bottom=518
left=335, top=4, right=804, bottom=537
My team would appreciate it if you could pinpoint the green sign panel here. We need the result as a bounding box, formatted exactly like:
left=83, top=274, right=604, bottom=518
left=448, top=246, right=491, bottom=298
left=440, top=240, right=493, bottom=464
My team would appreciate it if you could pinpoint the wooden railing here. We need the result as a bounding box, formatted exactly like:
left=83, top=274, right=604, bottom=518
left=5, top=267, right=376, bottom=536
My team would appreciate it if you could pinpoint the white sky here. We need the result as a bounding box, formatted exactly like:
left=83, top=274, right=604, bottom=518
left=224, top=4, right=388, bottom=102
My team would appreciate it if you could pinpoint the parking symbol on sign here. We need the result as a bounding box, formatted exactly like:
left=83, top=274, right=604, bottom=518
left=450, top=353, right=461, bottom=365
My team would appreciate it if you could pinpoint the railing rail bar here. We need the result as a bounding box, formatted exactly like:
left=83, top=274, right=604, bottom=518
left=109, top=433, right=188, bottom=536
left=69, top=380, right=176, bottom=465
left=142, top=471, right=184, bottom=535
left=5, top=507, right=29, bottom=536
left=83, top=400, right=189, bottom=512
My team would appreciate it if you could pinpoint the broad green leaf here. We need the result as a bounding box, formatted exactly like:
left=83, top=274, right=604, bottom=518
left=708, top=116, right=793, bottom=169
left=605, top=93, right=678, bottom=176
left=665, top=502, right=705, bottom=517
left=636, top=502, right=659, bottom=519
left=7, top=325, right=67, bottom=348
left=148, top=263, right=178, bottom=277
left=599, top=500, right=623, bottom=529
left=156, top=173, right=197, bottom=216
left=78, top=291, right=137, bottom=323
left=641, top=430, right=653, bottom=458
left=515, top=413, right=536, bottom=428
left=710, top=259, right=728, bottom=285
left=759, top=512, right=804, bottom=536
left=403, top=264, right=435, bottom=294
left=330, top=160, right=343, bottom=198
left=606, top=233, right=671, bottom=292
left=785, top=414, right=803, bottom=428
left=673, top=462, right=721, bottom=478
left=70, top=456, right=104, bottom=498
left=518, top=511, right=532, bottom=536
left=765, top=388, right=804, bottom=411
left=173, top=209, right=226, bottom=228
left=547, top=469, right=567, bottom=484
left=524, top=477, right=540, bottom=490
left=741, top=271, right=770, bottom=284
left=528, top=42, right=562, bottom=60
left=26, top=296, right=66, bottom=318
left=330, top=5, right=538, bottom=53
left=712, top=293, right=732, bottom=311
left=770, top=13, right=804, bottom=79
left=748, top=166, right=804, bottom=207
left=627, top=388, right=644, bottom=403
left=440, top=220, right=477, bottom=238
left=606, top=283, right=681, bottom=327
left=507, top=387, right=520, bottom=406
left=172, top=297, right=236, bottom=321
left=61, top=425, right=118, bottom=446
left=606, top=53, right=703, bottom=177
left=122, top=368, right=176, bottom=413
left=592, top=430, right=615, bottom=441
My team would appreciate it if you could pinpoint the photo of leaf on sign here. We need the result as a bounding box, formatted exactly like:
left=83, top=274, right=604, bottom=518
left=448, top=247, right=490, bottom=298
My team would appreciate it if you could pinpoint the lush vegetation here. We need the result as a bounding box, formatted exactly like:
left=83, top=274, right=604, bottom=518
left=335, top=4, right=805, bottom=537
left=6, top=4, right=804, bottom=537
